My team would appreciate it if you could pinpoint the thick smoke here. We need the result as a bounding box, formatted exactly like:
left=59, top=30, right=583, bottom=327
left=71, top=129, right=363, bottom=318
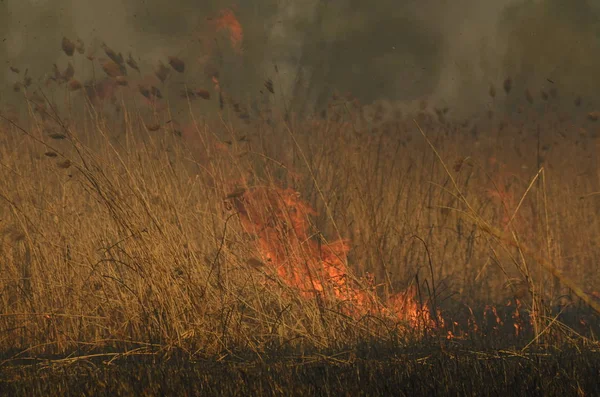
left=1, top=0, right=599, bottom=118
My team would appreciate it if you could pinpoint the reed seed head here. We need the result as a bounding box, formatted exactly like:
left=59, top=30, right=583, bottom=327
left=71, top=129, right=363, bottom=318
left=168, top=56, right=185, bottom=73
left=62, top=37, right=75, bottom=56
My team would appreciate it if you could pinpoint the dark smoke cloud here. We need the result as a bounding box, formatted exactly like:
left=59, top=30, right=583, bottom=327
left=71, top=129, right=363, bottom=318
left=1, top=0, right=599, bottom=118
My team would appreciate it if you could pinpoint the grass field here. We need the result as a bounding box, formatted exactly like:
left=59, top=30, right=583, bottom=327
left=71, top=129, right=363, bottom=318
left=1, top=33, right=600, bottom=395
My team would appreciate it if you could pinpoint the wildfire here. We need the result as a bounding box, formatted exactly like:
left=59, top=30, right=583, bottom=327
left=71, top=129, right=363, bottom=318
left=227, top=185, right=437, bottom=331
left=212, top=8, right=244, bottom=54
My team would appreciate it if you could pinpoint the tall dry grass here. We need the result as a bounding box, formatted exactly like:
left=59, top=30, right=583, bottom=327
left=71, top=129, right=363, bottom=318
left=0, top=74, right=600, bottom=360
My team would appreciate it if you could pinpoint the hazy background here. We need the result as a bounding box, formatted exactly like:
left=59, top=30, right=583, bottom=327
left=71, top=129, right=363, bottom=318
left=1, top=0, right=599, bottom=118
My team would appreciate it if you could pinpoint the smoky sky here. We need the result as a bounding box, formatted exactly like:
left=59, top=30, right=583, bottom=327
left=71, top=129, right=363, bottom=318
left=1, top=0, right=599, bottom=118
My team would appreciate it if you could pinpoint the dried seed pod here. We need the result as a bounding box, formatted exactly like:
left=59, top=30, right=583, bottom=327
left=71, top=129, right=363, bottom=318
left=503, top=77, right=512, bottom=94
left=102, top=60, right=124, bottom=78
left=138, top=85, right=151, bottom=99
left=22, top=71, right=31, bottom=88
left=224, top=187, right=246, bottom=199
left=62, top=37, right=75, bottom=56
left=180, top=88, right=211, bottom=100
left=75, top=38, right=85, bottom=54
left=102, top=43, right=124, bottom=67
left=138, top=85, right=162, bottom=100
left=115, top=76, right=128, bottom=86
left=63, top=62, right=75, bottom=81
left=195, top=88, right=211, bottom=100
left=525, top=89, right=533, bottom=104
left=150, top=86, right=162, bottom=99
left=126, top=53, right=140, bottom=73
left=57, top=159, right=72, bottom=169
left=67, top=79, right=82, bottom=91
left=264, top=79, right=274, bottom=94
left=52, top=64, right=63, bottom=82
left=155, top=61, right=170, bottom=83
left=246, top=258, right=265, bottom=269
left=489, top=84, right=496, bottom=98
left=145, top=123, right=161, bottom=131
left=168, top=56, right=185, bottom=73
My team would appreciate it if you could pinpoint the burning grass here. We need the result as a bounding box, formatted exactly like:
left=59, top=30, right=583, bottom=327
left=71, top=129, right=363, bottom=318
left=1, top=30, right=600, bottom=394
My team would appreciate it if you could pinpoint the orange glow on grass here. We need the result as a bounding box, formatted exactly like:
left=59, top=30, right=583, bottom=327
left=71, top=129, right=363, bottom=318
left=228, top=185, right=438, bottom=331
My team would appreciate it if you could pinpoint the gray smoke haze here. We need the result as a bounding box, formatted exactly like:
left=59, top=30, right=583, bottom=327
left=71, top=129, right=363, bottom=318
left=1, top=0, right=599, bottom=118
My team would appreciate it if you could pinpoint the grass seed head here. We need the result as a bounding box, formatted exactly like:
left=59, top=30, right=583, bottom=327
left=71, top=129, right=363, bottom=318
left=126, top=53, right=140, bottom=73
left=63, top=63, right=75, bottom=81
left=587, top=111, right=599, bottom=121
left=168, top=56, right=185, bottom=73
left=138, top=85, right=151, bottom=99
left=52, top=64, right=63, bottom=82
left=115, top=76, right=128, bottom=86
left=180, top=88, right=211, bottom=100
left=195, top=88, right=211, bottom=100
left=503, top=77, right=512, bottom=94
left=67, top=79, right=82, bottom=91
left=75, top=38, right=85, bottom=54
left=264, top=79, right=274, bottom=94
left=49, top=133, right=67, bottom=140
left=145, top=122, right=161, bottom=131
left=102, top=43, right=124, bottom=67
left=56, top=159, right=72, bottom=169
left=150, top=86, right=162, bottom=99
left=62, top=37, right=75, bottom=56
left=102, top=60, right=124, bottom=78
left=155, top=61, right=170, bottom=83
left=138, top=85, right=162, bottom=100
left=23, top=75, right=31, bottom=88
left=525, top=89, right=534, bottom=104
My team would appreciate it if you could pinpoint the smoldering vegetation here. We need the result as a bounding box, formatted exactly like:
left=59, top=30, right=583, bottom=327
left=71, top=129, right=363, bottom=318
left=1, top=1, right=600, bottom=395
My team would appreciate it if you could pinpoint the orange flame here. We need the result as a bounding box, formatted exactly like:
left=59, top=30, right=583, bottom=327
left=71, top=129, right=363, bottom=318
left=212, top=8, right=244, bottom=54
left=228, top=186, right=437, bottom=331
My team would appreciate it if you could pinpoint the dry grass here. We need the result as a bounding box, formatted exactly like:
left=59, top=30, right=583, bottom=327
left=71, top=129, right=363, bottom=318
left=1, top=30, right=600, bottom=363
left=0, top=83, right=599, bottom=362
